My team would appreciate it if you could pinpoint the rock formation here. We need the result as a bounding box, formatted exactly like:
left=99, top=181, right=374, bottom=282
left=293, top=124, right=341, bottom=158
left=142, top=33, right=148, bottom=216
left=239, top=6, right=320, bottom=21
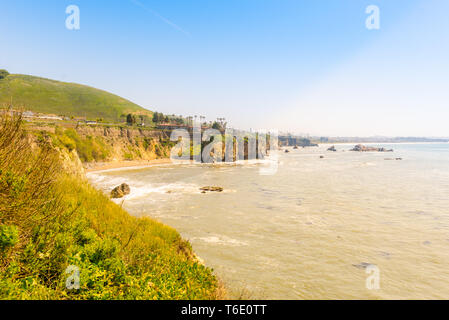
left=351, top=144, right=393, bottom=152
left=200, top=186, right=224, bottom=193
left=111, top=183, right=131, bottom=198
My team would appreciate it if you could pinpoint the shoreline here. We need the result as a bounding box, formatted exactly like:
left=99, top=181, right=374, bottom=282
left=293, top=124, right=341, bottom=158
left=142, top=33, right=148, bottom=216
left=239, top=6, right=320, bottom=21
left=85, top=158, right=173, bottom=173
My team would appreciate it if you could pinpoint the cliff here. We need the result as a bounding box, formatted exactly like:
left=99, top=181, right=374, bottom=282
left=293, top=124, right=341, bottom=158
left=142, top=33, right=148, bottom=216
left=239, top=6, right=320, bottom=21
left=27, top=124, right=176, bottom=169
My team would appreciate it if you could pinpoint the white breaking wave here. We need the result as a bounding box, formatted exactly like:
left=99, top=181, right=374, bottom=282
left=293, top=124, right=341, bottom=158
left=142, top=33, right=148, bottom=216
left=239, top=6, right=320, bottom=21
left=87, top=172, right=201, bottom=201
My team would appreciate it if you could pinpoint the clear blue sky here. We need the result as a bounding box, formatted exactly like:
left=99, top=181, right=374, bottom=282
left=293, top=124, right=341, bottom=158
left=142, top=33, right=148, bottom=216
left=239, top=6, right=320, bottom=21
left=1, top=0, right=448, bottom=136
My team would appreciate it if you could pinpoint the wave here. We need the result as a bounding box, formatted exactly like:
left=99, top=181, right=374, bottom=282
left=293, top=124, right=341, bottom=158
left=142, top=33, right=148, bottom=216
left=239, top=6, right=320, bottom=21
left=87, top=172, right=201, bottom=200
left=193, top=235, right=248, bottom=247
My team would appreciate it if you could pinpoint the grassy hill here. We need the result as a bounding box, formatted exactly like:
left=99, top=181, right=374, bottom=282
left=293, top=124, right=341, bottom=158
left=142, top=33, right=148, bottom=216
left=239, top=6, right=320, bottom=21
left=0, top=72, right=153, bottom=122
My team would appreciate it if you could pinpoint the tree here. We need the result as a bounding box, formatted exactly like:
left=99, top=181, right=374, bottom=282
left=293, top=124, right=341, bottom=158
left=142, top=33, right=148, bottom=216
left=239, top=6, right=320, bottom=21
left=212, top=122, right=221, bottom=131
left=0, top=70, right=9, bottom=80
left=126, top=114, right=136, bottom=126
left=153, top=112, right=164, bottom=124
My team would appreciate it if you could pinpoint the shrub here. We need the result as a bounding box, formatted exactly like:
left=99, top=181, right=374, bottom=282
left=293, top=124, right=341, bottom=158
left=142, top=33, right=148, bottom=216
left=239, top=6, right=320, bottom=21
left=0, top=225, right=18, bottom=250
left=0, top=70, right=9, bottom=80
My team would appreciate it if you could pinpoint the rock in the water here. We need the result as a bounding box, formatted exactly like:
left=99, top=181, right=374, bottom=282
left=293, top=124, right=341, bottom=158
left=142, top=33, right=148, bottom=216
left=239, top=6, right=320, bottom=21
left=327, top=145, right=337, bottom=152
left=351, top=144, right=393, bottom=152
left=293, top=146, right=299, bottom=149
left=200, top=186, right=224, bottom=193
left=352, top=262, right=375, bottom=270
left=111, top=183, right=131, bottom=198
left=285, top=149, right=290, bottom=153
left=320, top=155, right=325, bottom=159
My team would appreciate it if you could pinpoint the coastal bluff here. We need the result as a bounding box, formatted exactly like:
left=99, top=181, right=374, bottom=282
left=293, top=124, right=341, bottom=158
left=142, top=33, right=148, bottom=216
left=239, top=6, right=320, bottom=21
left=29, top=124, right=176, bottom=170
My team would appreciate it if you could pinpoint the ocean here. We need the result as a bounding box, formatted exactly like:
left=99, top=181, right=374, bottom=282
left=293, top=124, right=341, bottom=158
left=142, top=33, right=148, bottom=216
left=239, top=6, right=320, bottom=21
left=87, top=143, right=449, bottom=299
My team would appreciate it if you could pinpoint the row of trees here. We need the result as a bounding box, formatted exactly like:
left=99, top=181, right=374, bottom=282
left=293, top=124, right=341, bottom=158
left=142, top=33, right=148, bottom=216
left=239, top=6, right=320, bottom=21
left=153, top=112, right=187, bottom=125
left=125, top=114, right=150, bottom=126
left=152, top=112, right=170, bottom=124
left=124, top=112, right=227, bottom=130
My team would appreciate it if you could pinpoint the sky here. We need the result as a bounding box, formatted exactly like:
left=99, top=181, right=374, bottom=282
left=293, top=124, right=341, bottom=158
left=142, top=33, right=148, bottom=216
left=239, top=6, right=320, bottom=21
left=0, top=0, right=448, bottom=137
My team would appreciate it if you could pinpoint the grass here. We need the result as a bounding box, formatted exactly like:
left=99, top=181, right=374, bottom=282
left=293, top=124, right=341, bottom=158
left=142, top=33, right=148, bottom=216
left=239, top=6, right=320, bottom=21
left=0, top=110, right=223, bottom=300
left=0, top=74, right=153, bottom=123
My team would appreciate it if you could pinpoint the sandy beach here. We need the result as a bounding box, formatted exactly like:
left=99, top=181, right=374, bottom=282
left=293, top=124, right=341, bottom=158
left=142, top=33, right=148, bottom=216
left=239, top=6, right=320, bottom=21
left=85, top=158, right=173, bottom=173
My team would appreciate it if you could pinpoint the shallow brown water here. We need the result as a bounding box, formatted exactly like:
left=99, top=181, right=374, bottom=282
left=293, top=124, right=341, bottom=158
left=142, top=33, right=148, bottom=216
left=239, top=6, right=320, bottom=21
left=88, top=143, right=449, bottom=299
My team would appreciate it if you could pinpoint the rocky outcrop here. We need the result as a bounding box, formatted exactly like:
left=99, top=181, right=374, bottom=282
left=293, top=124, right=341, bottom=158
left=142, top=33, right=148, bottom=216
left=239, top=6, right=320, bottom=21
left=111, top=183, right=131, bottom=198
left=327, top=146, right=337, bottom=152
left=200, top=186, right=224, bottom=193
left=59, top=148, right=85, bottom=177
left=351, top=144, right=393, bottom=152
left=352, top=262, right=375, bottom=269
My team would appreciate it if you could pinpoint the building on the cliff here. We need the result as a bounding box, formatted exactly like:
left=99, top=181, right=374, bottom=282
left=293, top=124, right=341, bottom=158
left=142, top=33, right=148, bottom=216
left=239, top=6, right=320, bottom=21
left=23, top=111, right=35, bottom=118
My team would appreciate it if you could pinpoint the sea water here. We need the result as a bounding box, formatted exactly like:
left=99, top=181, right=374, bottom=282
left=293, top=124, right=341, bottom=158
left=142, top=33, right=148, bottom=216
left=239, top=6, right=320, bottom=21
left=88, top=143, right=449, bottom=299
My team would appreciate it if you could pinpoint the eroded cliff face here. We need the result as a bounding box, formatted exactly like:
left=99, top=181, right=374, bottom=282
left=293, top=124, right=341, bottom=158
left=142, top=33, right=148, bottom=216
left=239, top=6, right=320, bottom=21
left=29, top=124, right=175, bottom=170
left=59, top=148, right=85, bottom=176
left=74, top=125, right=174, bottom=165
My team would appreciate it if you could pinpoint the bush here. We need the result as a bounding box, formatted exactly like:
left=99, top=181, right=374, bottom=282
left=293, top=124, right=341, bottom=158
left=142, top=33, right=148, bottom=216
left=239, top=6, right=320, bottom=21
left=0, top=70, right=9, bottom=80
left=0, top=225, right=18, bottom=250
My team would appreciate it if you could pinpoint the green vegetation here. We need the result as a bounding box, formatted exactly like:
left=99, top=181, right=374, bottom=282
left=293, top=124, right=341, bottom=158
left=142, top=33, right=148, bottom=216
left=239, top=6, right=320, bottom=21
left=49, top=127, right=111, bottom=163
left=0, top=111, right=223, bottom=300
left=152, top=112, right=169, bottom=124
left=0, top=74, right=153, bottom=123
left=0, top=70, right=9, bottom=80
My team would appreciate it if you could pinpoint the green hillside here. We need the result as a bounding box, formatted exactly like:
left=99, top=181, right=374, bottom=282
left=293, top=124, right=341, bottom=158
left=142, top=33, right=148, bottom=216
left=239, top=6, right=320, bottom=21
left=0, top=72, right=153, bottom=122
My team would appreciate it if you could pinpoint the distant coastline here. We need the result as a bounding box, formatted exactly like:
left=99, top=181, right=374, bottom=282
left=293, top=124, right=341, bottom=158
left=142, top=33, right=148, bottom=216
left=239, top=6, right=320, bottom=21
left=317, top=141, right=449, bottom=146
